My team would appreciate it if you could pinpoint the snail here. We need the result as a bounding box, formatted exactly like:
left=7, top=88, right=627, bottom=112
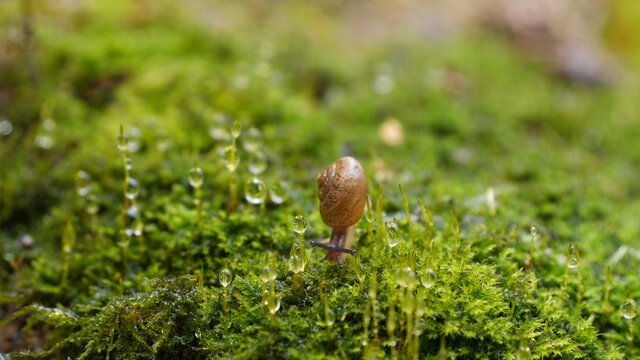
left=310, top=156, right=367, bottom=265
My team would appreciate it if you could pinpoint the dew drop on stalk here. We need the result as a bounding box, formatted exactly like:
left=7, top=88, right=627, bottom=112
left=568, top=244, right=578, bottom=269
left=248, top=151, right=267, bottom=175
left=86, top=194, right=99, bottom=215
left=260, top=266, right=271, bottom=283
left=0, top=118, right=13, bottom=136
left=268, top=264, right=277, bottom=281
left=421, top=268, right=436, bottom=289
left=269, top=181, right=289, bottom=204
left=293, top=216, right=309, bottom=234
left=231, top=118, right=241, bottom=139
left=365, top=195, right=374, bottom=223
left=189, top=167, right=204, bottom=187
left=242, top=127, right=263, bottom=152
left=517, top=345, right=531, bottom=360
left=35, top=135, right=53, bottom=149
left=386, top=221, right=399, bottom=248
left=621, top=299, right=637, bottom=319
left=224, top=146, right=239, bottom=172
left=125, top=158, right=133, bottom=171
left=219, top=269, right=232, bottom=288
left=268, top=297, right=281, bottom=315
left=396, top=267, right=416, bottom=289
left=117, top=133, right=128, bottom=152
left=209, top=113, right=231, bottom=141
left=126, top=205, right=139, bottom=219
left=125, top=178, right=140, bottom=200
left=244, top=177, right=266, bottom=205
left=325, top=307, right=335, bottom=326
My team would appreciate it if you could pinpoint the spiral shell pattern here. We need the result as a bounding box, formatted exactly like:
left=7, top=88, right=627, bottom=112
left=317, top=156, right=367, bottom=229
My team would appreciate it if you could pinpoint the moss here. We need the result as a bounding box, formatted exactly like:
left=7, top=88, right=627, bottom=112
left=2, top=0, right=640, bottom=359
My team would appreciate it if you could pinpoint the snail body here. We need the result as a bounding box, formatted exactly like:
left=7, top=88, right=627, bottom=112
left=311, top=156, right=366, bottom=264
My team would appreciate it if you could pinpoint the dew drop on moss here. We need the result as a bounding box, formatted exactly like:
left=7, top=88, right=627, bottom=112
left=219, top=269, right=232, bottom=288
left=421, top=268, right=436, bottom=289
left=293, top=216, right=309, bottom=234
left=260, top=266, right=271, bottom=283
left=568, top=244, right=578, bottom=269
left=269, top=181, right=289, bottom=204
left=224, top=146, right=239, bottom=172
left=117, top=133, right=128, bottom=152
left=386, top=221, right=399, bottom=248
left=244, top=177, right=266, bottom=205
left=189, top=167, right=204, bottom=187
left=248, top=151, right=267, bottom=175
left=242, top=127, right=263, bottom=152
left=325, top=307, right=335, bottom=326
left=517, top=345, right=531, bottom=360
left=621, top=298, right=637, bottom=319
left=125, top=178, right=140, bottom=200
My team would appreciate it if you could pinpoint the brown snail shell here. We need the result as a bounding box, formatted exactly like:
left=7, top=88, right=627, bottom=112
left=317, top=156, right=367, bottom=229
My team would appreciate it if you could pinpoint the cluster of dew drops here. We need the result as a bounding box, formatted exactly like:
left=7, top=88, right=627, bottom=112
left=187, top=114, right=289, bottom=208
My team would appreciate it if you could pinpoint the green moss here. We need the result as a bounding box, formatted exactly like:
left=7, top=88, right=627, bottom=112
left=2, top=0, right=640, bottom=359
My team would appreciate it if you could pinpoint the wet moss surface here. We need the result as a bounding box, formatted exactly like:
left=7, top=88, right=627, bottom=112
left=2, top=1, right=640, bottom=359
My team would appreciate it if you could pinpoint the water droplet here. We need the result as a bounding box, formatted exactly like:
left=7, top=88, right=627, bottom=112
left=77, top=187, right=90, bottom=197
left=127, top=141, right=140, bottom=153
left=42, top=118, right=56, bottom=132
left=260, top=266, right=271, bottom=283
left=189, top=167, right=204, bottom=187
left=125, top=178, right=140, bottom=200
left=365, top=195, right=374, bottom=223
left=0, top=118, right=12, bottom=136
left=117, top=133, right=128, bottom=152
left=35, top=135, right=53, bottom=149
left=219, top=269, right=232, bottom=288
left=224, top=146, right=239, bottom=172
left=386, top=221, right=399, bottom=248
left=517, top=345, right=531, bottom=360
left=86, top=194, right=99, bottom=215
left=421, top=268, right=436, bottom=289
left=269, top=181, right=289, bottom=204
left=125, top=158, right=133, bottom=171
left=325, top=307, right=335, bottom=326
left=396, top=267, right=416, bottom=289
left=293, top=216, right=309, bottom=234
left=125, top=228, right=135, bottom=238
left=621, top=299, right=637, bottom=320
left=373, top=75, right=394, bottom=95
left=268, top=264, right=277, bottom=281
left=244, top=177, right=266, bottom=205
left=231, top=118, right=241, bottom=139
left=126, top=205, right=139, bottom=219
left=242, top=128, right=263, bottom=152
left=248, top=151, right=267, bottom=175
left=268, top=297, right=281, bottom=315
left=530, top=225, right=538, bottom=238
left=568, top=244, right=578, bottom=269
left=288, top=254, right=300, bottom=272
left=209, top=113, right=231, bottom=141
